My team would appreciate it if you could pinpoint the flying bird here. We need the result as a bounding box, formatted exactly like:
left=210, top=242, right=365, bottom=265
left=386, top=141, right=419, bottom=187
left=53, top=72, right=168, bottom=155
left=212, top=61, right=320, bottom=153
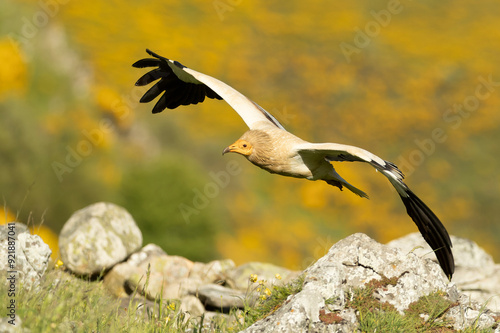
left=133, top=49, right=454, bottom=279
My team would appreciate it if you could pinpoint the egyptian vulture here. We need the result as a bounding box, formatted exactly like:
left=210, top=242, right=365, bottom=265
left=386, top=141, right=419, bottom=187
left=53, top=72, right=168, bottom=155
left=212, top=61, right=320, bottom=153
left=133, top=49, right=454, bottom=279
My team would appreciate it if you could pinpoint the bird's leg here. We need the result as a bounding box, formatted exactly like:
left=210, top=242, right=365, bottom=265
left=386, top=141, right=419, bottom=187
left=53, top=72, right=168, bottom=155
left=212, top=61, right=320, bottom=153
left=324, top=179, right=344, bottom=191
left=324, top=177, right=369, bottom=198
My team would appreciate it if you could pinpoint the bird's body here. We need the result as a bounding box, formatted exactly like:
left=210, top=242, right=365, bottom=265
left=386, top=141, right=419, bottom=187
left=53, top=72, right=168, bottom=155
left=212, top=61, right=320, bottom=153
left=133, top=49, right=455, bottom=279
left=234, top=128, right=370, bottom=197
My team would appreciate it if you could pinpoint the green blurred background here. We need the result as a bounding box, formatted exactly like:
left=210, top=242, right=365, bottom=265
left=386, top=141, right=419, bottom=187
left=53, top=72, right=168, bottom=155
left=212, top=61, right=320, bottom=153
left=1, top=0, right=499, bottom=268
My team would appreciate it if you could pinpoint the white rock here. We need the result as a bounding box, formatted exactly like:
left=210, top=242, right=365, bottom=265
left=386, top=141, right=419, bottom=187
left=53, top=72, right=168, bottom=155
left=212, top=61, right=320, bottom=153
left=242, top=233, right=499, bottom=332
left=59, top=202, right=142, bottom=275
left=388, top=232, right=500, bottom=312
left=0, top=223, right=51, bottom=290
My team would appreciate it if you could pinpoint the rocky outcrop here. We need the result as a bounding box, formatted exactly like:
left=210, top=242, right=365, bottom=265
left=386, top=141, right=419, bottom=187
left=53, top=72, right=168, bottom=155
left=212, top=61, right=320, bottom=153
left=58, top=202, right=143, bottom=275
left=242, top=233, right=499, bottom=332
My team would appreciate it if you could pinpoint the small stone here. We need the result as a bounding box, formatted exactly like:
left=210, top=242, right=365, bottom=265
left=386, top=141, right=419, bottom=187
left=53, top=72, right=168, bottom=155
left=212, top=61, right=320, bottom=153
left=195, top=283, right=246, bottom=309
left=180, top=295, right=205, bottom=317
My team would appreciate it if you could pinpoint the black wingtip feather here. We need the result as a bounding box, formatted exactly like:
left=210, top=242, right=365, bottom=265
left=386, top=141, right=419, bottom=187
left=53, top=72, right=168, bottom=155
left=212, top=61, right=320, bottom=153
left=133, top=49, right=223, bottom=114
left=135, top=68, right=169, bottom=86
left=132, top=58, right=161, bottom=69
left=140, top=81, right=164, bottom=103
left=399, top=189, right=454, bottom=279
left=145, top=48, right=167, bottom=61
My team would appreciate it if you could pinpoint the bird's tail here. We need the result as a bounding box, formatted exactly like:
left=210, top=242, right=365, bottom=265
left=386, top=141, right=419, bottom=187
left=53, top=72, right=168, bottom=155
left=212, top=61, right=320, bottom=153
left=378, top=162, right=454, bottom=279
left=397, top=187, right=454, bottom=279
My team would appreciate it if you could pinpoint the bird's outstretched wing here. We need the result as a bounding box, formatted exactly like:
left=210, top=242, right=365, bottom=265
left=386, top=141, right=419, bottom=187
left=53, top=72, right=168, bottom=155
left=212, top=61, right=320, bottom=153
left=133, top=49, right=285, bottom=130
left=295, top=142, right=455, bottom=279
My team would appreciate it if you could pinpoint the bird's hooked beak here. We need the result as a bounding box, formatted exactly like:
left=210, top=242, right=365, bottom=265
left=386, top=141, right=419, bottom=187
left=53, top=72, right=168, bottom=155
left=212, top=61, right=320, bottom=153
left=222, top=146, right=234, bottom=155
left=222, top=139, right=253, bottom=156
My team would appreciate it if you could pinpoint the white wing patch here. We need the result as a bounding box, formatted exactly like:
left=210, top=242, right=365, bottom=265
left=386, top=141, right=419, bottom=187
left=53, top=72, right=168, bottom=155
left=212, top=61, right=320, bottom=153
left=182, top=66, right=285, bottom=130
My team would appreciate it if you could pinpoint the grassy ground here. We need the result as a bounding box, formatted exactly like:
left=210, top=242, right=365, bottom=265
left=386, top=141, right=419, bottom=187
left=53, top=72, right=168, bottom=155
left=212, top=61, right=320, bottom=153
left=1, top=266, right=294, bottom=332
left=2, top=266, right=240, bottom=332
left=1, top=267, right=497, bottom=332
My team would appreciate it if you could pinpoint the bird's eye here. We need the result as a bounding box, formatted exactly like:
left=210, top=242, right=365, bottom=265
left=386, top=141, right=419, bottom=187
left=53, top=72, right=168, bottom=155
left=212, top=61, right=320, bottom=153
left=242, top=144, right=247, bottom=148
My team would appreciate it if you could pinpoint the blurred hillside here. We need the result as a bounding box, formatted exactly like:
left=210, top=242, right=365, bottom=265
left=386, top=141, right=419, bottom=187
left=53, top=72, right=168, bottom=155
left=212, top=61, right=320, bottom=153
left=1, top=0, right=499, bottom=267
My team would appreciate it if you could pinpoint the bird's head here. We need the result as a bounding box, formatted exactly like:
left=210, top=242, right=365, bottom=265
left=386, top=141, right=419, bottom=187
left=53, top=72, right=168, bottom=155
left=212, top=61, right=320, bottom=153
left=222, top=139, right=253, bottom=156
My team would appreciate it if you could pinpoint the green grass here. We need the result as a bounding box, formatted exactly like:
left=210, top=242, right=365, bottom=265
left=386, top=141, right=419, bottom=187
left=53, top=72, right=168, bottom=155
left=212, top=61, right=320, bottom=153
left=240, top=274, right=305, bottom=329
left=1, top=265, right=301, bottom=332
left=341, top=276, right=496, bottom=333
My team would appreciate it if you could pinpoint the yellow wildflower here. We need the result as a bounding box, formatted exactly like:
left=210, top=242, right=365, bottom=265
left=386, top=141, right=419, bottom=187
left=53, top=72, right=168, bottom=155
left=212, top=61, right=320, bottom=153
left=55, top=260, right=64, bottom=268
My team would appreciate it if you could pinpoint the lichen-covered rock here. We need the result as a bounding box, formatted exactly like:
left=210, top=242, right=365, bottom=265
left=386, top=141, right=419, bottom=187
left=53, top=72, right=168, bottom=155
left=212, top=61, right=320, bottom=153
left=325, top=233, right=450, bottom=312
left=242, top=233, right=499, bottom=333
left=445, top=293, right=497, bottom=331
left=0, top=222, right=51, bottom=290
left=388, top=232, right=500, bottom=312
left=59, top=202, right=142, bottom=275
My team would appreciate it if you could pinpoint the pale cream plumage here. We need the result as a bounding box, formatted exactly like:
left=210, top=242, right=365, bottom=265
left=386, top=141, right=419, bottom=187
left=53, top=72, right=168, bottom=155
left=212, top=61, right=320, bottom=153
left=133, top=49, right=454, bottom=279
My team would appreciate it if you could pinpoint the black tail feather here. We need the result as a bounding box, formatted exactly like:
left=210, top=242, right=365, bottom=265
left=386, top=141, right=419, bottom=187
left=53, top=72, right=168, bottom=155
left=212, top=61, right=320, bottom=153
left=399, top=189, right=454, bottom=279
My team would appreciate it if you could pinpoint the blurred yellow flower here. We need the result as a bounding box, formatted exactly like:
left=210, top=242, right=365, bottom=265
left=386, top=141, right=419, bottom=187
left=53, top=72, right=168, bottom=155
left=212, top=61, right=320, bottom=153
left=0, top=39, right=27, bottom=100
left=98, top=158, right=121, bottom=186
left=0, top=207, right=16, bottom=224
left=94, top=85, right=134, bottom=130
